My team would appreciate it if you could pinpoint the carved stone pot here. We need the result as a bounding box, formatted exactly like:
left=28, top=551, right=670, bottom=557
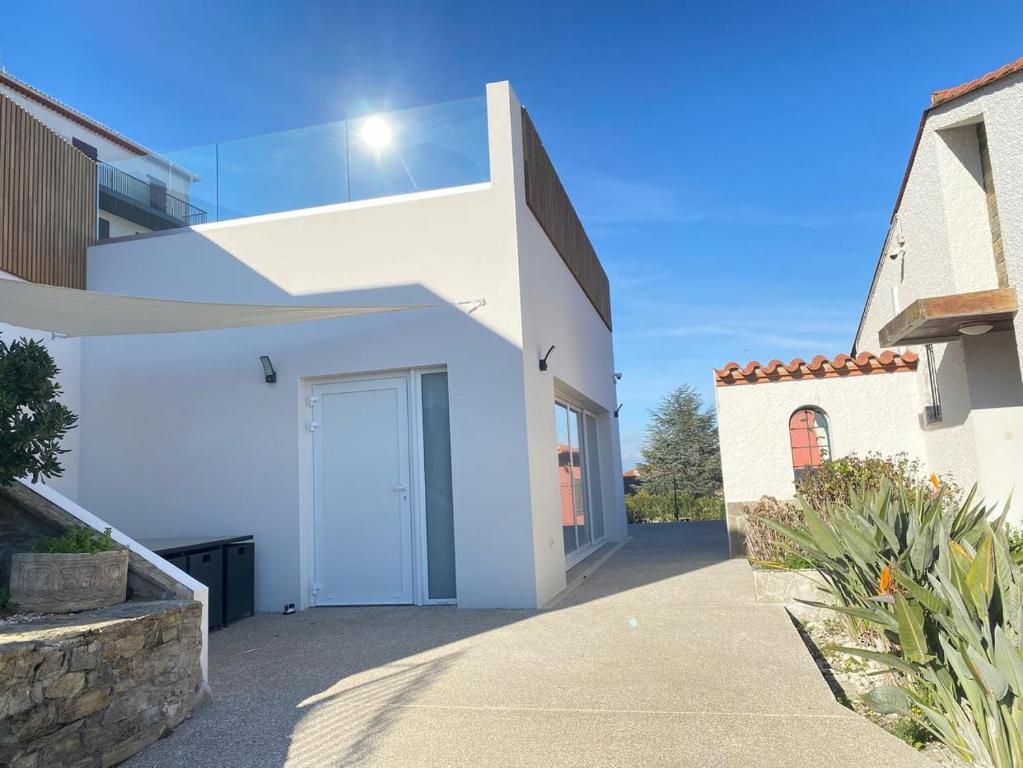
left=9, top=549, right=129, bottom=613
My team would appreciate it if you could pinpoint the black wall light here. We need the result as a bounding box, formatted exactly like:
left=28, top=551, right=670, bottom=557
left=539, top=345, right=555, bottom=372
left=614, top=404, right=624, bottom=418
left=260, top=355, right=277, bottom=384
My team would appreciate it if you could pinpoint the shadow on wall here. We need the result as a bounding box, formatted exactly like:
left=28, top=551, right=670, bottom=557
left=933, top=329, right=1023, bottom=429
left=78, top=220, right=619, bottom=612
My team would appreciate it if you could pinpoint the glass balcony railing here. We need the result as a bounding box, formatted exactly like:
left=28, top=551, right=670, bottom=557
left=105, top=95, right=490, bottom=230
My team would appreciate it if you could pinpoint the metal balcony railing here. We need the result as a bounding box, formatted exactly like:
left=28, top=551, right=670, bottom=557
left=97, top=162, right=207, bottom=227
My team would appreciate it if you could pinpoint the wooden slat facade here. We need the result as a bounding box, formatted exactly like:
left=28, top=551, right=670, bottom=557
left=521, top=108, right=612, bottom=331
left=0, top=92, right=94, bottom=289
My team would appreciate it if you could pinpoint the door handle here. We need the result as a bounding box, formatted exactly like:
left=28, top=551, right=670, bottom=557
left=394, top=485, right=408, bottom=492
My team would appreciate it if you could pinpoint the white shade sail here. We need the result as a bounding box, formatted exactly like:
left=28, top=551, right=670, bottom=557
left=0, top=278, right=481, bottom=337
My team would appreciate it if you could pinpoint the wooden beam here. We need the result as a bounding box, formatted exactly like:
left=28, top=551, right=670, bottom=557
left=879, top=287, right=1018, bottom=347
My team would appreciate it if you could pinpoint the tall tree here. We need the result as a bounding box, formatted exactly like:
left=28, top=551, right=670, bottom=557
left=638, top=385, right=721, bottom=497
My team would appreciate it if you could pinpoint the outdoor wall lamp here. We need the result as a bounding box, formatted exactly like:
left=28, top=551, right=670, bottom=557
left=260, top=355, right=277, bottom=384
left=959, top=322, right=993, bottom=336
left=614, top=404, right=624, bottom=418
left=614, top=372, right=623, bottom=381
left=539, top=345, right=556, bottom=372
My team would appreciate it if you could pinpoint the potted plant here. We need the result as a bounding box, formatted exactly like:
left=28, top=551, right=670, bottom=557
left=10, top=526, right=128, bottom=613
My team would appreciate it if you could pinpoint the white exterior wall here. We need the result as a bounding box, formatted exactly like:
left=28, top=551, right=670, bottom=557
left=715, top=372, right=925, bottom=505
left=856, top=70, right=1023, bottom=514
left=75, top=82, right=623, bottom=611
left=504, top=89, right=627, bottom=606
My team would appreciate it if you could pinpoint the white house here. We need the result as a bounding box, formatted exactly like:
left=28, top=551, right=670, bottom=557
left=0, top=77, right=627, bottom=611
left=716, top=56, right=1023, bottom=553
left=0, top=70, right=202, bottom=238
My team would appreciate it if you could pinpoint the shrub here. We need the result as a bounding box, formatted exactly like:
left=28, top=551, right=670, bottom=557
left=796, top=452, right=961, bottom=514
left=35, top=526, right=115, bottom=554
left=744, top=497, right=813, bottom=568
left=0, top=335, right=78, bottom=485
left=625, top=491, right=724, bottom=523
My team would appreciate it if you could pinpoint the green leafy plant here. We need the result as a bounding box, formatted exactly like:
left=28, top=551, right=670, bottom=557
left=842, top=524, right=1023, bottom=767
left=0, top=335, right=78, bottom=485
left=35, top=526, right=115, bottom=554
left=795, top=452, right=960, bottom=514
left=763, top=482, right=991, bottom=633
left=767, top=478, right=1023, bottom=767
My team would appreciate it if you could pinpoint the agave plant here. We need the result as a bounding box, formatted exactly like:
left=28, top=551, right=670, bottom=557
left=767, top=480, right=1023, bottom=767
left=763, top=481, right=992, bottom=631
left=844, top=524, right=1023, bottom=768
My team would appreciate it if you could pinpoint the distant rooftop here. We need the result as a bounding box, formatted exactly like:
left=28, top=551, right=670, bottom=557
left=0, top=69, right=152, bottom=156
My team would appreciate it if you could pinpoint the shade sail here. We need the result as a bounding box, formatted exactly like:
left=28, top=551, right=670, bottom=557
left=0, top=278, right=481, bottom=337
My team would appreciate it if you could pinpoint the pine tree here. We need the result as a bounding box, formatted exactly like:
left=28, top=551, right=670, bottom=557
left=638, top=384, right=722, bottom=498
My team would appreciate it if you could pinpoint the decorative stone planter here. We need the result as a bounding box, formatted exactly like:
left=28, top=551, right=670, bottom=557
left=752, top=566, right=836, bottom=622
left=9, top=548, right=129, bottom=613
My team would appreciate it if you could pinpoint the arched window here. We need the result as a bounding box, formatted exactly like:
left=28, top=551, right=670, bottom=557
left=789, top=407, right=831, bottom=481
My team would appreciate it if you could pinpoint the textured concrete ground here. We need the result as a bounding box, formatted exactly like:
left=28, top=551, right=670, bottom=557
left=127, top=522, right=935, bottom=767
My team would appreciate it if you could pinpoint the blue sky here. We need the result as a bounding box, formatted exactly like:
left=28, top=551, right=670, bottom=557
left=3, top=1, right=1022, bottom=468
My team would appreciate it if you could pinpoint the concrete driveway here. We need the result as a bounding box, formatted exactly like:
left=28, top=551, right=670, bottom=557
left=127, top=522, right=934, bottom=767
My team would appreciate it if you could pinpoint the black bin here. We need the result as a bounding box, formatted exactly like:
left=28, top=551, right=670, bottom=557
left=224, top=542, right=254, bottom=623
left=187, top=548, right=224, bottom=630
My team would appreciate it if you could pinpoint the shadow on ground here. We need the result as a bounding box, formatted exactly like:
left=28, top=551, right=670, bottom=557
left=126, top=522, right=932, bottom=768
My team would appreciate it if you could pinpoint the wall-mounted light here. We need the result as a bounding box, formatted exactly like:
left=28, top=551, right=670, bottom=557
left=959, top=322, right=993, bottom=336
left=614, top=372, right=623, bottom=381
left=614, top=404, right=624, bottom=418
left=260, top=355, right=277, bottom=384
left=539, top=345, right=556, bottom=372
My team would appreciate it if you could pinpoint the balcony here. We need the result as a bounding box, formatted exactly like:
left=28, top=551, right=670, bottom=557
left=102, top=95, right=490, bottom=232
left=97, top=162, right=207, bottom=232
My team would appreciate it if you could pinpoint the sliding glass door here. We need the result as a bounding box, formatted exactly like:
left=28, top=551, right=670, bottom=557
left=555, top=401, right=604, bottom=565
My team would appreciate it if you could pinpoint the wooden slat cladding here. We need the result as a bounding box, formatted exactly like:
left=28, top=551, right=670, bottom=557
left=521, top=108, right=612, bottom=331
left=0, top=92, right=94, bottom=289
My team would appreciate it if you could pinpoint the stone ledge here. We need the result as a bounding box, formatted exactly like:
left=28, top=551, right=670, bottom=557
left=0, top=599, right=202, bottom=767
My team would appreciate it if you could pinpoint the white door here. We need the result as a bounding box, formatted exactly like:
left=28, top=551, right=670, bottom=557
left=312, top=376, right=413, bottom=605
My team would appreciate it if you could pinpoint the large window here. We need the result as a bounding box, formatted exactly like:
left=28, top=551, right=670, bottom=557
left=789, top=407, right=831, bottom=481
left=555, top=401, right=605, bottom=564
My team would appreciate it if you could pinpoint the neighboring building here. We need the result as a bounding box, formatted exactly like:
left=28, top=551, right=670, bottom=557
left=717, top=56, right=1023, bottom=553
left=623, top=468, right=642, bottom=496
left=0, top=76, right=626, bottom=610
left=0, top=71, right=203, bottom=238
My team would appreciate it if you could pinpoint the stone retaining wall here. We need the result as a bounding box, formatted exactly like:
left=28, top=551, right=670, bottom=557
left=0, top=600, right=202, bottom=767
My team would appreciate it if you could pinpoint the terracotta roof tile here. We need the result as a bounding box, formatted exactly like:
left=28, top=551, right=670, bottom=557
left=714, top=351, right=917, bottom=386
left=931, top=55, right=1023, bottom=107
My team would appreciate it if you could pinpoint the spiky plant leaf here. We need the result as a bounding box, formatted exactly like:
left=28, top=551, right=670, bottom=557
left=894, top=592, right=930, bottom=663
left=863, top=685, right=911, bottom=715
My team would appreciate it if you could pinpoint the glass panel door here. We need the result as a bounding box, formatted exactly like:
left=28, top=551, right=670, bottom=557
left=555, top=403, right=578, bottom=555
left=568, top=408, right=589, bottom=549
left=584, top=413, right=605, bottom=542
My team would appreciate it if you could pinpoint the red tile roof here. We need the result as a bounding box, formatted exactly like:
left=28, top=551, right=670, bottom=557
left=931, top=55, right=1023, bottom=107
left=714, top=351, right=918, bottom=386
